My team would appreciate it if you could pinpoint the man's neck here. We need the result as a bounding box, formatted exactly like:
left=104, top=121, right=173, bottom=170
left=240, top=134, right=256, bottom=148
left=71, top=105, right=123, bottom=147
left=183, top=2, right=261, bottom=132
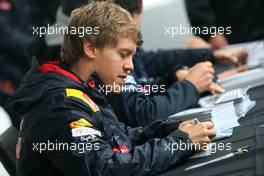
left=70, top=57, right=95, bottom=83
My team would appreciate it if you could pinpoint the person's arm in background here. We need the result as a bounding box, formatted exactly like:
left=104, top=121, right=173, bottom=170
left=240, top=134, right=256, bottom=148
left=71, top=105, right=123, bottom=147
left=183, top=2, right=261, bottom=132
left=138, top=47, right=247, bottom=84
left=138, top=48, right=214, bottom=78
left=132, top=51, right=187, bottom=90
left=185, top=0, right=228, bottom=49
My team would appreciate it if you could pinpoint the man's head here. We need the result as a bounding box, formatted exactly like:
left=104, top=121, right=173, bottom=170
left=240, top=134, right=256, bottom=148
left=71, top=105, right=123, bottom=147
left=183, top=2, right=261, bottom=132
left=61, top=1, right=141, bottom=91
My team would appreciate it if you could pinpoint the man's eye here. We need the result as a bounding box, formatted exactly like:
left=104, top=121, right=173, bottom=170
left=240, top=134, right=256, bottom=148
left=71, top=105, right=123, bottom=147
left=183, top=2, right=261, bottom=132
left=120, top=52, right=128, bottom=58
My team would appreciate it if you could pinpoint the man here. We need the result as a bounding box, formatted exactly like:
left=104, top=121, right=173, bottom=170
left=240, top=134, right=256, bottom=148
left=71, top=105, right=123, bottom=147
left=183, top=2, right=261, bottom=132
left=8, top=2, right=215, bottom=175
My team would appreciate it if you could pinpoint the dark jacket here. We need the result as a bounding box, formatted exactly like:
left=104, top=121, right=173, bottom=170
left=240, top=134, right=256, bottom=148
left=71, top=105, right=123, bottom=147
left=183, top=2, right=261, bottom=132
left=139, top=48, right=214, bottom=78
left=7, top=61, right=195, bottom=176
left=185, top=0, right=264, bottom=43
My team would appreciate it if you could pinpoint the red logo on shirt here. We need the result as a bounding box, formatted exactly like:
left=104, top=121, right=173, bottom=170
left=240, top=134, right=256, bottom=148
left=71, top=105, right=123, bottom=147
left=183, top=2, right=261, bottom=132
left=112, top=145, right=129, bottom=154
left=0, top=0, right=12, bottom=11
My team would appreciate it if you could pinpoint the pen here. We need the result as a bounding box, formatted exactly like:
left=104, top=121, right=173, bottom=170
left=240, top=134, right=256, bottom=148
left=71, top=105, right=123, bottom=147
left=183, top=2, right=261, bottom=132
left=185, top=147, right=249, bottom=171
left=234, top=61, right=242, bottom=67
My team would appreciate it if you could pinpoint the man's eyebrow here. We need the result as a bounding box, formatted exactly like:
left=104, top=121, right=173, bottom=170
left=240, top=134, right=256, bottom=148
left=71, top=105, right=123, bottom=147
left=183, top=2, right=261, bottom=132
left=118, top=48, right=134, bottom=54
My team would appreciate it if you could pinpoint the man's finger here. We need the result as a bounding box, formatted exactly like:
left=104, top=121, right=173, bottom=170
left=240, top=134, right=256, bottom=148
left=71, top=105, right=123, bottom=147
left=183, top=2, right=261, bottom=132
left=201, top=121, right=214, bottom=129
left=237, top=65, right=247, bottom=72
left=205, top=128, right=216, bottom=137
left=209, top=83, right=225, bottom=94
left=230, top=55, right=238, bottom=64
left=182, top=118, right=200, bottom=125
left=203, top=61, right=213, bottom=67
left=203, top=136, right=212, bottom=143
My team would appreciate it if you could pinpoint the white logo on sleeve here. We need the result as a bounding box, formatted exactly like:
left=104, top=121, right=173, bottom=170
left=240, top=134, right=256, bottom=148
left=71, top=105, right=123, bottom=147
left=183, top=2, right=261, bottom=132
left=71, top=127, right=102, bottom=137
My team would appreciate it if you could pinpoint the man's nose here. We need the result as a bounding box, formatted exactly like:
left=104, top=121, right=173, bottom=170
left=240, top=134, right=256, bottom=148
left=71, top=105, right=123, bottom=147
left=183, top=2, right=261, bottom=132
left=123, top=57, right=134, bottom=72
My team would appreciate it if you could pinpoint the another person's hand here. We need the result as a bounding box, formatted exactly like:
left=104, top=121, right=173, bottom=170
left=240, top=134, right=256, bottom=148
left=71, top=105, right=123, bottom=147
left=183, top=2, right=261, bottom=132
left=218, top=65, right=247, bottom=79
left=186, top=36, right=211, bottom=48
left=213, top=48, right=248, bottom=66
left=179, top=119, right=216, bottom=151
left=185, top=62, right=214, bottom=93
left=208, top=34, right=229, bottom=49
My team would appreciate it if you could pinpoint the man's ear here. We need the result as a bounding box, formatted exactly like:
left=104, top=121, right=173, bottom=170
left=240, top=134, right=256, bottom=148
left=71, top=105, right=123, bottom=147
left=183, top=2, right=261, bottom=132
left=83, top=41, right=96, bottom=59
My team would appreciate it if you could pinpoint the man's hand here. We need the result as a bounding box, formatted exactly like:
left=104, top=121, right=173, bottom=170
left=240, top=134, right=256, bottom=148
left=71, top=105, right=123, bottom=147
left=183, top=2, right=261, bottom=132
left=213, top=48, right=248, bottom=65
left=209, top=82, right=225, bottom=94
left=177, top=66, right=225, bottom=93
left=218, top=65, right=247, bottom=79
left=185, top=62, right=214, bottom=93
left=186, top=36, right=212, bottom=49
left=179, top=119, right=216, bottom=151
left=208, top=34, right=229, bottom=49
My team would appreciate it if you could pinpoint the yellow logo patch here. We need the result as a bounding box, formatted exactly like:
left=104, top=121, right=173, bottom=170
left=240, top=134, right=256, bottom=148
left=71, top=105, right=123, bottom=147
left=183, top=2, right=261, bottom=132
left=66, top=88, right=99, bottom=112
left=70, top=118, right=93, bottom=128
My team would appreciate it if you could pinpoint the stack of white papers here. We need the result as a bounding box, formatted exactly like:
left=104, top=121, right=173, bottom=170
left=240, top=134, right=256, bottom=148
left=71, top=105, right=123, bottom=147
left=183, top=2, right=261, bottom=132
left=211, top=103, right=239, bottom=132
left=215, top=86, right=256, bottom=118
left=170, top=88, right=256, bottom=158
left=172, top=87, right=256, bottom=138
left=169, top=102, right=239, bottom=140
left=218, top=68, right=264, bottom=91
left=199, top=87, right=256, bottom=118
left=226, top=40, right=264, bottom=69
left=198, top=94, right=219, bottom=108
left=169, top=102, right=244, bottom=158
